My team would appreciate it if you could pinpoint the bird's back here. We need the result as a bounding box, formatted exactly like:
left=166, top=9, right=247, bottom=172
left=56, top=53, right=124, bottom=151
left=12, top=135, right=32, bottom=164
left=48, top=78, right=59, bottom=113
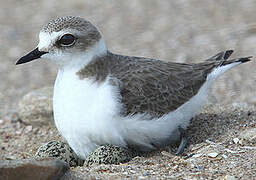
left=77, top=50, right=250, bottom=117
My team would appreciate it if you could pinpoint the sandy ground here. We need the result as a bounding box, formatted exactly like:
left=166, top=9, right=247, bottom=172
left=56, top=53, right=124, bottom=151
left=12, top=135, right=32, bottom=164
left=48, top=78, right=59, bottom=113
left=0, top=104, right=255, bottom=179
left=0, top=0, right=256, bottom=179
left=0, top=0, right=255, bottom=114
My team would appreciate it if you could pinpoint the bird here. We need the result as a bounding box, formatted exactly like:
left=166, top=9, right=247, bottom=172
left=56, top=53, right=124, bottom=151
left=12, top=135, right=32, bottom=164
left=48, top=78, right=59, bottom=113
left=16, top=16, right=252, bottom=160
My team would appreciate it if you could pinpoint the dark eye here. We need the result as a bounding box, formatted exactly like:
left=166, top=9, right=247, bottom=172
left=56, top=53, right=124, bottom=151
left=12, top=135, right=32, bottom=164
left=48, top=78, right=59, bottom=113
left=59, top=34, right=76, bottom=47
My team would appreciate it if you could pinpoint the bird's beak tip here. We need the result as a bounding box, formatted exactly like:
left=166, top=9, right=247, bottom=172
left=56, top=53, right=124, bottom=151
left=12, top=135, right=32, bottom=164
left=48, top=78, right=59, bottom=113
left=16, top=48, right=48, bottom=65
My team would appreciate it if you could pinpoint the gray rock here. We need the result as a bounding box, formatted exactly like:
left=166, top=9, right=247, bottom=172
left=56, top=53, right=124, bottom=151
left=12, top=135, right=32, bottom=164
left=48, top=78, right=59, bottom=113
left=60, top=170, right=85, bottom=180
left=17, top=87, right=54, bottom=126
left=35, top=141, right=84, bottom=167
left=85, top=144, right=137, bottom=166
left=0, top=158, right=69, bottom=180
left=239, top=128, right=256, bottom=143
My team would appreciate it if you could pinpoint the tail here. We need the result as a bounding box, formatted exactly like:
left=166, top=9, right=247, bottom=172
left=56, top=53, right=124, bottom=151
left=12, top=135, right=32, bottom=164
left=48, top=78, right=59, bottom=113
left=207, top=49, right=252, bottom=66
left=206, top=50, right=252, bottom=80
left=206, top=50, right=234, bottom=61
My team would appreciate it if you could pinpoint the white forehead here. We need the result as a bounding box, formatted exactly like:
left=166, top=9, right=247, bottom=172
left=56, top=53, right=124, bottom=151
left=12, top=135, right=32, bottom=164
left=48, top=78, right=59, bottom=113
left=38, top=31, right=57, bottom=50
left=38, top=30, right=73, bottom=50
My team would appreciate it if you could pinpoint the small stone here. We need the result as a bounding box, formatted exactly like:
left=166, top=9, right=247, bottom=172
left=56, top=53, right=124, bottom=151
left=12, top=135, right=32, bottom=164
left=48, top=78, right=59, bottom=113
left=17, top=87, right=54, bottom=126
left=5, top=155, right=16, bottom=160
left=196, top=165, right=204, bottom=171
left=15, top=130, right=22, bottom=135
left=192, top=153, right=202, bottom=158
left=161, top=151, right=172, bottom=157
left=172, top=165, right=178, bottom=169
left=24, top=125, right=33, bottom=133
left=84, top=144, right=138, bottom=166
left=35, top=141, right=84, bottom=167
left=225, top=149, right=237, bottom=154
left=233, top=138, right=239, bottom=144
left=138, top=176, right=146, bottom=179
left=225, top=175, right=237, bottom=180
left=0, top=119, right=4, bottom=124
left=130, top=170, right=136, bottom=174
left=16, top=121, right=21, bottom=129
left=0, top=159, right=69, bottom=180
left=222, top=154, right=228, bottom=159
left=207, top=152, right=219, bottom=158
left=143, top=171, right=149, bottom=176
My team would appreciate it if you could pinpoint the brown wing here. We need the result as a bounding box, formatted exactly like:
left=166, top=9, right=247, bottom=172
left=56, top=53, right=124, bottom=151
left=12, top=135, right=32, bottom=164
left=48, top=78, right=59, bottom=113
left=77, top=50, right=242, bottom=117
left=110, top=53, right=218, bottom=117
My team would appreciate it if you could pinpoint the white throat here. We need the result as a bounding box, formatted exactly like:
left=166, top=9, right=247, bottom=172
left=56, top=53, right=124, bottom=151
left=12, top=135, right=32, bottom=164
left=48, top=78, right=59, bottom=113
left=62, top=38, right=107, bottom=70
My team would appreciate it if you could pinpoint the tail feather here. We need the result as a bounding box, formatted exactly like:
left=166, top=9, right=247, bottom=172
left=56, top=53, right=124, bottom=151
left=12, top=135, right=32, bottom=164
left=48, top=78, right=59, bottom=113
left=220, top=56, right=252, bottom=66
left=207, top=54, right=252, bottom=80
left=206, top=50, right=234, bottom=61
left=234, top=56, right=253, bottom=63
left=205, top=51, right=252, bottom=80
left=206, top=50, right=252, bottom=66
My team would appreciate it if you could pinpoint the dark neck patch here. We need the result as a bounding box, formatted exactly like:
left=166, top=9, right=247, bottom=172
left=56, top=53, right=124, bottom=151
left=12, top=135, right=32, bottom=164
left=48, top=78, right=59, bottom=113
left=76, top=51, right=115, bottom=82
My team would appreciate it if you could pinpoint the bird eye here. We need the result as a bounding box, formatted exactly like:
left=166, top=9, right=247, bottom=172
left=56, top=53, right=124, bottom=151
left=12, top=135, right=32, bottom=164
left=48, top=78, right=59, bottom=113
left=59, top=34, right=76, bottom=47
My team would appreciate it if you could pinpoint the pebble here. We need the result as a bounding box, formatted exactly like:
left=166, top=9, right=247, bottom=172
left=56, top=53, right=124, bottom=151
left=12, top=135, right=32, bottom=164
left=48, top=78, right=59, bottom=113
left=161, top=151, right=172, bottom=157
left=196, top=165, right=204, bottom=171
left=225, top=149, right=238, bottom=154
left=130, top=170, right=136, bottom=174
left=222, top=154, right=228, bottom=159
left=15, top=130, right=22, bottom=135
left=0, top=119, right=4, bottom=124
left=16, top=121, right=21, bottom=129
left=24, top=125, right=33, bottom=133
left=5, top=155, right=16, bottom=160
left=233, top=138, right=239, bottom=144
left=143, top=171, right=149, bottom=176
left=138, top=176, right=146, bottom=179
left=192, top=153, right=202, bottom=158
left=225, top=175, right=237, bottom=180
left=207, top=152, right=219, bottom=158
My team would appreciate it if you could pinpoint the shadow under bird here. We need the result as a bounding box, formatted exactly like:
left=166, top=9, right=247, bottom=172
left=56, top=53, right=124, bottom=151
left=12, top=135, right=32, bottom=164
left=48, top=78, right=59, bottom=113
left=16, top=16, right=252, bottom=159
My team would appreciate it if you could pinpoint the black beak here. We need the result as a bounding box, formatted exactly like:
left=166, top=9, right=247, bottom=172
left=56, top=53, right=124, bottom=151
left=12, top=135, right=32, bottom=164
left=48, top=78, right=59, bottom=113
left=16, top=48, right=48, bottom=65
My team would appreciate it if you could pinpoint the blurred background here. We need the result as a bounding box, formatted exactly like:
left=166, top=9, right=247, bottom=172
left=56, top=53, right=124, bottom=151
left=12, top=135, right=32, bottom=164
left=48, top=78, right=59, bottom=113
left=0, top=0, right=255, bottom=117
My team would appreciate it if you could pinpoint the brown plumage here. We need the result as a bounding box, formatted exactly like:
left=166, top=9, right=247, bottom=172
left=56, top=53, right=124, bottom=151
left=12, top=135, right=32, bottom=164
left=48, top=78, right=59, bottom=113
left=77, top=50, right=252, bottom=117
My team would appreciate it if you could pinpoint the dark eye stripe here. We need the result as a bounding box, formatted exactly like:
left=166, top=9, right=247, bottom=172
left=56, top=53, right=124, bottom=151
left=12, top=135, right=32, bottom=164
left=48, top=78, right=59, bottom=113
left=59, top=34, right=76, bottom=47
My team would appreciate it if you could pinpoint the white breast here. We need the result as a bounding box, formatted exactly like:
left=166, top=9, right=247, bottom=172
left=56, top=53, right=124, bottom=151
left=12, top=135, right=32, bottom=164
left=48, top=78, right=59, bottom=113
left=53, top=69, right=126, bottom=158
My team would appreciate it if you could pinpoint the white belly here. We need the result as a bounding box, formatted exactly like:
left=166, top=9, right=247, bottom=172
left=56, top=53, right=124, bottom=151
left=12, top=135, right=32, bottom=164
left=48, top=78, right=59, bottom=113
left=53, top=70, right=126, bottom=159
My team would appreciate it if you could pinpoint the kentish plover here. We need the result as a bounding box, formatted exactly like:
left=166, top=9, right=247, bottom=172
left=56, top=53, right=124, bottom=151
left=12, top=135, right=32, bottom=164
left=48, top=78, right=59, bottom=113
left=16, top=16, right=252, bottom=159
